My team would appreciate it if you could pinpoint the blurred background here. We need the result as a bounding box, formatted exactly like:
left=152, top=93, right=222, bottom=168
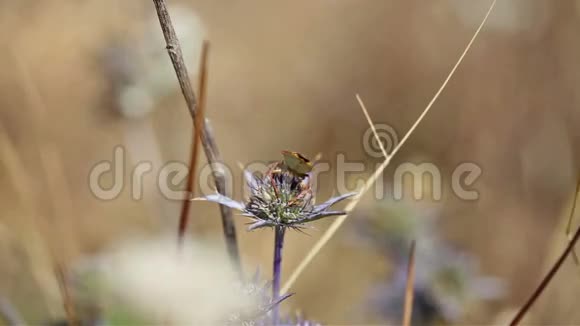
left=1, top=0, right=580, bottom=324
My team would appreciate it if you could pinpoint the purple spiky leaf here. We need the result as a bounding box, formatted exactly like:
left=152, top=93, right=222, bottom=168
left=301, top=210, right=347, bottom=223
left=313, top=192, right=357, bottom=213
left=193, top=193, right=245, bottom=211
left=248, top=220, right=272, bottom=231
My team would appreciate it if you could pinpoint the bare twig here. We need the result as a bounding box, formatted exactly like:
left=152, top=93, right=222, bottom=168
left=359, top=95, right=415, bottom=326
left=510, top=183, right=580, bottom=325
left=177, top=41, right=209, bottom=246
left=151, top=0, right=241, bottom=272
left=357, top=94, right=390, bottom=160
left=403, top=241, right=416, bottom=326
left=510, top=224, right=580, bottom=325
left=565, top=178, right=580, bottom=264
left=281, top=0, right=497, bottom=293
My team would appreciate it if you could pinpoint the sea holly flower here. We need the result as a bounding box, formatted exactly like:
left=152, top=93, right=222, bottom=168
left=195, top=162, right=357, bottom=231
left=196, top=152, right=355, bottom=325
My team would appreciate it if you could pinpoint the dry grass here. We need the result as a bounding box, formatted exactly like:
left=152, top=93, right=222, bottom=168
left=282, top=0, right=498, bottom=294
left=402, top=240, right=416, bottom=326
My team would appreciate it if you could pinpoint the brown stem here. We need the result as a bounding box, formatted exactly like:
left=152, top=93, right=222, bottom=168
left=151, top=0, right=241, bottom=273
left=54, top=263, right=78, bottom=326
left=565, top=179, right=580, bottom=264
left=402, top=240, right=416, bottom=326
left=510, top=223, right=580, bottom=325
left=177, top=41, right=208, bottom=246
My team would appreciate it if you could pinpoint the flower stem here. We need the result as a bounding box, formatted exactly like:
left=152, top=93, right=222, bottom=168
left=272, top=226, right=286, bottom=325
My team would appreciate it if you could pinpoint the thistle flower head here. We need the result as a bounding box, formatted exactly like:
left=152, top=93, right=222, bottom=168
left=196, top=157, right=356, bottom=231
left=245, top=166, right=314, bottom=227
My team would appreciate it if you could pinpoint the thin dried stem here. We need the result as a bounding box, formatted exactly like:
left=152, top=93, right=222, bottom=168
left=151, top=0, right=241, bottom=273
left=177, top=41, right=209, bottom=246
left=361, top=95, right=416, bottom=326
left=403, top=241, right=416, bottom=326
left=565, top=178, right=580, bottom=264
left=510, top=180, right=580, bottom=325
left=54, top=264, right=78, bottom=326
left=281, top=0, right=497, bottom=293
left=357, top=94, right=390, bottom=159
left=510, top=224, right=580, bottom=325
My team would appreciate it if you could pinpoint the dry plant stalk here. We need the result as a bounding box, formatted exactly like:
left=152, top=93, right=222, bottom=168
left=54, top=264, right=78, bottom=326
left=359, top=94, right=416, bottom=325
left=151, top=0, right=241, bottom=272
left=509, top=182, right=580, bottom=325
left=403, top=241, right=416, bottom=326
left=565, top=178, right=580, bottom=263
left=282, top=0, right=498, bottom=294
left=359, top=94, right=417, bottom=325
left=177, top=41, right=209, bottom=246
